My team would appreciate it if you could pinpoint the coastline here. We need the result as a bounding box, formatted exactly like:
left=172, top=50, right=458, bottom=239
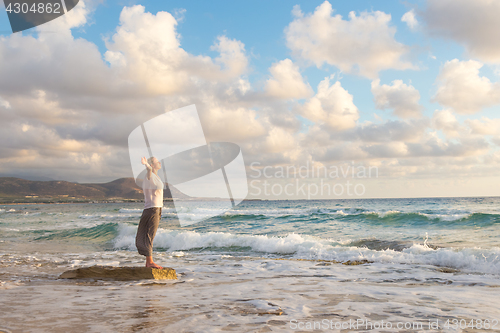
left=0, top=198, right=262, bottom=205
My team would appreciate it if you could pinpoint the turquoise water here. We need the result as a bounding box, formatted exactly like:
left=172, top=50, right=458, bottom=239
left=1, top=198, right=499, bottom=332
left=2, top=197, right=500, bottom=273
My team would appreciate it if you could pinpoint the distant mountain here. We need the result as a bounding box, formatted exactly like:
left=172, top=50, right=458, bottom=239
left=0, top=177, right=188, bottom=201
left=0, top=174, right=54, bottom=181
left=85, top=178, right=151, bottom=199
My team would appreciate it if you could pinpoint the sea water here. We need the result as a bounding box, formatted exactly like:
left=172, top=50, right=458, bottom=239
left=1, top=198, right=499, bottom=332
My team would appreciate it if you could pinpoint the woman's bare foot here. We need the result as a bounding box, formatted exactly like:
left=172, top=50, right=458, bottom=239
left=146, top=262, right=163, bottom=269
left=145, top=256, right=163, bottom=269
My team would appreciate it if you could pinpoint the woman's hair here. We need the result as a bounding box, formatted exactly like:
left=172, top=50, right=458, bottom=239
left=147, top=157, right=156, bottom=166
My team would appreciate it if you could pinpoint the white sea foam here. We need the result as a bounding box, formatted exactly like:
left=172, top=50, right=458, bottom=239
left=112, top=225, right=500, bottom=274
left=78, top=213, right=142, bottom=220
left=72, top=259, right=121, bottom=267
left=78, top=214, right=99, bottom=219
left=228, top=207, right=314, bottom=216
left=185, top=206, right=479, bottom=221
left=418, top=212, right=472, bottom=221
left=118, top=208, right=143, bottom=214
left=242, top=299, right=281, bottom=311
left=362, top=210, right=401, bottom=217
left=26, top=212, right=42, bottom=216
left=326, top=209, right=347, bottom=215
left=118, top=206, right=315, bottom=222
left=119, top=207, right=176, bottom=214
left=114, top=205, right=495, bottom=222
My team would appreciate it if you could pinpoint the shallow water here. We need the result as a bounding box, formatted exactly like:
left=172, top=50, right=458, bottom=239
left=1, top=198, right=500, bottom=332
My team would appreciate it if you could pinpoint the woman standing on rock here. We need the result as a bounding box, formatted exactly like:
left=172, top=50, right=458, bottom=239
left=136, top=156, right=163, bottom=269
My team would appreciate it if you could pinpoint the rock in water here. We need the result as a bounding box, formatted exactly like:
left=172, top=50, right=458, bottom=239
left=59, top=265, right=177, bottom=281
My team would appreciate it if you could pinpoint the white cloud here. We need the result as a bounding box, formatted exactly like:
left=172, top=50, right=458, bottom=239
left=0, top=5, right=112, bottom=97
left=0, top=1, right=498, bottom=192
left=362, top=141, right=409, bottom=158
left=0, top=96, right=11, bottom=109
left=308, top=141, right=367, bottom=162
left=433, top=59, right=500, bottom=114
left=371, top=79, right=422, bottom=118
left=299, top=125, right=334, bottom=148
left=421, top=0, right=500, bottom=63
left=361, top=134, right=489, bottom=159
left=466, top=117, right=500, bottom=135
left=211, top=36, right=248, bottom=78
left=285, top=1, right=414, bottom=78
left=263, top=127, right=298, bottom=154
left=431, top=109, right=463, bottom=137
left=265, top=59, right=313, bottom=99
left=352, top=119, right=429, bottom=143
left=0, top=4, right=265, bottom=182
left=406, top=136, right=489, bottom=158
left=299, top=75, right=359, bottom=131
left=301, top=115, right=489, bottom=161
left=197, top=100, right=267, bottom=143
left=104, top=5, right=249, bottom=95
left=36, top=0, right=89, bottom=34
left=0, top=120, right=107, bottom=159
left=303, top=118, right=429, bottom=146
left=431, top=111, right=500, bottom=150
left=401, top=9, right=418, bottom=30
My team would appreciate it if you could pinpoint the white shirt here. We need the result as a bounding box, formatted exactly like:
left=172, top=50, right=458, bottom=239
left=142, top=172, right=164, bottom=209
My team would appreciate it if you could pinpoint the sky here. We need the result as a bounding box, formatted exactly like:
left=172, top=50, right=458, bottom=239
left=1, top=0, right=500, bottom=198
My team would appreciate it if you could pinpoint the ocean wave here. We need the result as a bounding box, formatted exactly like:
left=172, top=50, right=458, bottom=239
left=119, top=207, right=177, bottom=214
left=0, top=208, right=17, bottom=213
left=118, top=208, right=144, bottom=214
left=78, top=213, right=142, bottom=220
left=113, top=225, right=500, bottom=274
left=79, top=210, right=177, bottom=221
left=114, top=205, right=499, bottom=225
left=226, top=207, right=316, bottom=217
left=346, top=238, right=439, bottom=251
left=224, top=209, right=498, bottom=226
left=34, top=222, right=119, bottom=242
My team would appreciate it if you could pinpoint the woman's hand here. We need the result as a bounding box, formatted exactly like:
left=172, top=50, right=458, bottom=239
left=141, top=157, right=152, bottom=169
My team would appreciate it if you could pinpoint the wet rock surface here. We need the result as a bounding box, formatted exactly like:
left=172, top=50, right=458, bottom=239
left=59, top=265, right=177, bottom=280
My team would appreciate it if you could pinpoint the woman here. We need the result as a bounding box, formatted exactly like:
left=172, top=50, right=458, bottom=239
left=136, top=156, right=163, bottom=269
